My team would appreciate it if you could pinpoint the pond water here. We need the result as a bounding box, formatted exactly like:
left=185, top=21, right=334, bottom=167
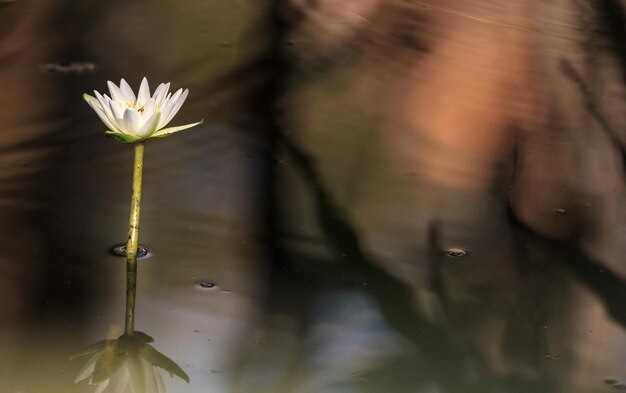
left=1, top=1, right=626, bottom=393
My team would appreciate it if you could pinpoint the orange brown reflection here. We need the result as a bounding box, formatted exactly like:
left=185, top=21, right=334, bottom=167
left=262, top=1, right=626, bottom=393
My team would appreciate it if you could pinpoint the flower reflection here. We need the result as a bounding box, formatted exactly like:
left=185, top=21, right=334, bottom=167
left=83, top=77, right=203, bottom=143
left=73, top=331, right=189, bottom=393
left=76, top=353, right=165, bottom=393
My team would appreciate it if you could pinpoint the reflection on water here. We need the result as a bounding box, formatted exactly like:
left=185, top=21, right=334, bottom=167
left=1, top=1, right=626, bottom=392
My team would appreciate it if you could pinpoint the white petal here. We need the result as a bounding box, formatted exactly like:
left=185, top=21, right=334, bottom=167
left=96, top=93, right=123, bottom=130
left=94, top=380, right=109, bottom=393
left=128, top=356, right=147, bottom=393
left=119, top=78, right=136, bottom=105
left=119, top=108, right=143, bottom=136
left=153, top=83, right=170, bottom=108
left=85, top=94, right=120, bottom=132
left=84, top=93, right=103, bottom=111
left=154, top=368, right=166, bottom=393
left=83, top=94, right=114, bottom=128
left=107, top=81, right=127, bottom=105
left=142, top=98, right=156, bottom=118
left=163, top=89, right=188, bottom=127
left=151, top=119, right=203, bottom=138
left=143, top=360, right=161, bottom=393
left=137, top=112, right=160, bottom=138
left=159, top=92, right=172, bottom=110
left=108, top=99, right=126, bottom=122
left=137, top=77, right=150, bottom=106
left=157, top=88, right=185, bottom=129
left=95, top=91, right=113, bottom=117
left=74, top=352, right=100, bottom=383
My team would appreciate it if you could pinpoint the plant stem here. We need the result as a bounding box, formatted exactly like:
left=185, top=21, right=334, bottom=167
left=125, top=142, right=144, bottom=335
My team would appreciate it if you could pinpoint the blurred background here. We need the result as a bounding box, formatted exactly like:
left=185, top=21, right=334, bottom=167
left=1, top=0, right=626, bottom=392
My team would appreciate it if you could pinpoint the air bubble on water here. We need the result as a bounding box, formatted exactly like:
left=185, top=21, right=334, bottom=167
left=446, top=248, right=468, bottom=258
left=111, top=244, right=151, bottom=258
left=555, top=208, right=567, bottom=215
left=196, top=281, right=216, bottom=289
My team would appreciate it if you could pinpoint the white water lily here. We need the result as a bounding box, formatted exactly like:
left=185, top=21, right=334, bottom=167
left=73, top=332, right=189, bottom=393
left=76, top=352, right=166, bottom=393
left=83, top=77, right=203, bottom=143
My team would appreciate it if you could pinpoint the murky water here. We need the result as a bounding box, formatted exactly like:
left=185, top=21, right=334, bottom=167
left=1, top=1, right=626, bottom=392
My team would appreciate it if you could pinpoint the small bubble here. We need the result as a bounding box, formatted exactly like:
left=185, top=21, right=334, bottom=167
left=545, top=353, right=560, bottom=360
left=555, top=208, right=567, bottom=215
left=197, top=281, right=216, bottom=289
left=111, top=244, right=150, bottom=258
left=446, top=248, right=468, bottom=258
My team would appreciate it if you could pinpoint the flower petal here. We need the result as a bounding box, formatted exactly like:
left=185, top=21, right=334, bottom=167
left=119, top=108, right=143, bottom=136
left=158, top=89, right=188, bottom=129
left=119, top=78, right=136, bottom=105
left=141, top=98, right=156, bottom=118
left=159, top=89, right=183, bottom=128
left=83, top=94, right=119, bottom=132
left=83, top=93, right=103, bottom=111
left=71, top=339, right=114, bottom=360
left=129, top=356, right=147, bottom=393
left=94, top=92, right=118, bottom=127
left=155, top=368, right=166, bottom=393
left=106, top=365, right=130, bottom=393
left=93, top=379, right=109, bottom=393
left=151, top=120, right=203, bottom=139
left=143, top=359, right=163, bottom=393
left=92, top=350, right=128, bottom=384
left=107, top=81, right=127, bottom=105
left=75, top=352, right=100, bottom=383
left=159, top=92, right=172, bottom=110
left=108, top=97, right=125, bottom=121
left=137, top=77, right=150, bottom=106
left=137, top=111, right=160, bottom=138
left=153, top=83, right=170, bottom=108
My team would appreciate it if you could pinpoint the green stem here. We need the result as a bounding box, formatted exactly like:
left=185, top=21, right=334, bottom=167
left=125, top=142, right=144, bottom=335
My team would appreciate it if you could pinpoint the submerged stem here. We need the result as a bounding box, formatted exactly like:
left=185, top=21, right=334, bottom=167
left=125, top=142, right=144, bottom=335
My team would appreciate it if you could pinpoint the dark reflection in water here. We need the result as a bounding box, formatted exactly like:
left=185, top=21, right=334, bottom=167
left=1, top=1, right=626, bottom=393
